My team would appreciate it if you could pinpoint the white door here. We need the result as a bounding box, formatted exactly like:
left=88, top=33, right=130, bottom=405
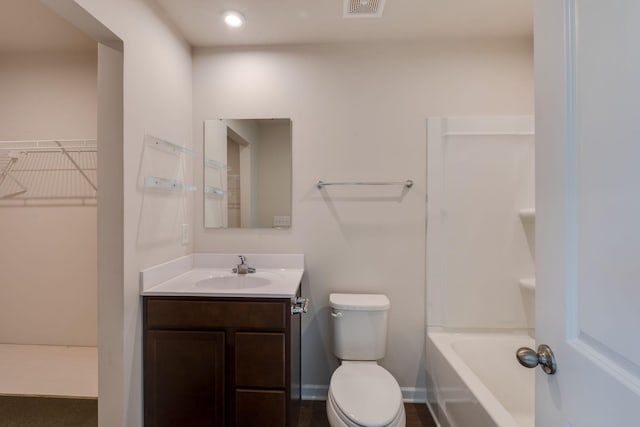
left=535, top=0, right=640, bottom=425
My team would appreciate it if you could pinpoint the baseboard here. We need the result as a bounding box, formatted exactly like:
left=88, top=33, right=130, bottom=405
left=301, top=385, right=328, bottom=401
left=302, top=385, right=427, bottom=403
left=401, top=387, right=427, bottom=403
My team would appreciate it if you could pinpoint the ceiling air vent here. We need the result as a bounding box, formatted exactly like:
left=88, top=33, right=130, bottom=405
left=343, top=0, right=386, bottom=18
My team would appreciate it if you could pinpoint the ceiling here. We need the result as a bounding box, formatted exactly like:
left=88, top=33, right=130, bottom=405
left=0, top=0, right=94, bottom=52
left=0, top=0, right=532, bottom=53
left=154, top=0, right=534, bottom=47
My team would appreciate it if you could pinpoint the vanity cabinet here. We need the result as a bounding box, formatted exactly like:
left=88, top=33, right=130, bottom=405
left=143, top=292, right=301, bottom=427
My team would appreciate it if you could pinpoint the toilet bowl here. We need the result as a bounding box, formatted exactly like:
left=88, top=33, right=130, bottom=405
left=327, top=293, right=406, bottom=427
left=327, top=362, right=406, bottom=427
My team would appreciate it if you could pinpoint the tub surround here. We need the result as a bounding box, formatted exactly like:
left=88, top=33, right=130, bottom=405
left=426, top=116, right=535, bottom=331
left=140, top=253, right=304, bottom=298
left=425, top=116, right=536, bottom=427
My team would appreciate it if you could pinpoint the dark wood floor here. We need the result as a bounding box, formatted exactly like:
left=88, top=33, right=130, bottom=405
left=299, top=400, right=437, bottom=427
left=0, top=396, right=436, bottom=426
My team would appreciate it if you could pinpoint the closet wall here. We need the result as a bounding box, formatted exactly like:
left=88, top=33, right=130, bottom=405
left=0, top=49, right=98, bottom=346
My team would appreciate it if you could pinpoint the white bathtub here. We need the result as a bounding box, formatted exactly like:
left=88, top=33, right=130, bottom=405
left=426, top=332, right=534, bottom=427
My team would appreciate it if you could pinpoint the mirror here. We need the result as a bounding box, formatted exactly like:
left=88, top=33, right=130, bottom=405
left=204, top=118, right=292, bottom=228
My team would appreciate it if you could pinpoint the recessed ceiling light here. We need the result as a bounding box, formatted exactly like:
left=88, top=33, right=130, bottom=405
left=222, top=10, right=245, bottom=28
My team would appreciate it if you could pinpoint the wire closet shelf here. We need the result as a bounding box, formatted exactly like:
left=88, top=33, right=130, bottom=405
left=0, top=139, right=97, bottom=200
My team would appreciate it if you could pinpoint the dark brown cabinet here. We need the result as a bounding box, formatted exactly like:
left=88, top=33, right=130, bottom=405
left=143, top=292, right=301, bottom=427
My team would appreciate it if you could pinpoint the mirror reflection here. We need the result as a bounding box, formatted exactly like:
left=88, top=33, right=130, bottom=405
left=204, top=118, right=292, bottom=228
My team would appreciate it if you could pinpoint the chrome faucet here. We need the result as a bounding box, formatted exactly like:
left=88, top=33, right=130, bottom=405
left=232, top=255, right=255, bottom=274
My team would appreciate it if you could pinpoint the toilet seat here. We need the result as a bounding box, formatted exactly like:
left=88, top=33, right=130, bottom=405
left=328, top=363, right=403, bottom=427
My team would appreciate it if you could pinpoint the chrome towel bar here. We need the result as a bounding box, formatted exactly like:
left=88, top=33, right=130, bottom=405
left=317, top=179, right=413, bottom=189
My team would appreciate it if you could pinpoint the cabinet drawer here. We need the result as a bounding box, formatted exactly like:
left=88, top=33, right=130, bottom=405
left=235, top=389, right=286, bottom=427
left=235, top=332, right=285, bottom=388
left=145, top=298, right=286, bottom=330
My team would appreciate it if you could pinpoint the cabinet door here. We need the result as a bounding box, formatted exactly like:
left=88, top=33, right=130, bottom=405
left=144, top=330, right=225, bottom=427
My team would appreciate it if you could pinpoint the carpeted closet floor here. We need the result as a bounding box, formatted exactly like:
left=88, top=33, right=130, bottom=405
left=0, top=396, right=97, bottom=427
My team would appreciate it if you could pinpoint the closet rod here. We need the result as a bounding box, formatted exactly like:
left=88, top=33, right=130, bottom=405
left=317, top=180, right=413, bottom=189
left=0, top=139, right=96, bottom=152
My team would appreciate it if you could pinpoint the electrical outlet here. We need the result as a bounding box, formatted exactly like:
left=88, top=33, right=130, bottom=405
left=273, top=216, right=291, bottom=227
left=181, top=224, right=190, bottom=245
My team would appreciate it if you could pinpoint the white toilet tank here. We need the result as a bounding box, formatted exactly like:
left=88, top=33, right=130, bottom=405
left=329, top=293, right=390, bottom=361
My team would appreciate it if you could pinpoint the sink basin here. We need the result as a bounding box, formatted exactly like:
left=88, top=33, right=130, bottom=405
left=195, top=273, right=271, bottom=290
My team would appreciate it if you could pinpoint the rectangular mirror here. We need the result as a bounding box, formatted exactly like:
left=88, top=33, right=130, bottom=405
left=204, top=118, right=292, bottom=228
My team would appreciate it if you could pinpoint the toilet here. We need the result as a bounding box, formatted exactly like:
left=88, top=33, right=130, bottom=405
left=326, top=293, right=406, bottom=427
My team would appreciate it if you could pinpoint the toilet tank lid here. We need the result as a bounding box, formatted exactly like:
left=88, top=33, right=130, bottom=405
left=329, top=293, right=390, bottom=311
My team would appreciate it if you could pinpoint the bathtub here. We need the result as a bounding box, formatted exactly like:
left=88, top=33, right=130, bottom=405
left=426, top=332, right=534, bottom=427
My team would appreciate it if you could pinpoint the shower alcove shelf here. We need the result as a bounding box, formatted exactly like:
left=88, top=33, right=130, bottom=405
left=518, top=208, right=536, bottom=222
left=518, top=278, right=536, bottom=291
left=0, top=139, right=97, bottom=201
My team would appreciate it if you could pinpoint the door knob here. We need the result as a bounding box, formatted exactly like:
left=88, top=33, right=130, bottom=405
left=516, top=344, right=557, bottom=375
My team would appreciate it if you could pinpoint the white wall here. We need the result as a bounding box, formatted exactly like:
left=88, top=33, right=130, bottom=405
left=61, top=1, right=193, bottom=425
left=193, top=39, right=534, bottom=395
left=0, top=50, right=97, bottom=346
left=96, top=40, right=124, bottom=427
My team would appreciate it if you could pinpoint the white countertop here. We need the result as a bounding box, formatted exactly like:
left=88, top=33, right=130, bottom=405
left=140, top=254, right=304, bottom=299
